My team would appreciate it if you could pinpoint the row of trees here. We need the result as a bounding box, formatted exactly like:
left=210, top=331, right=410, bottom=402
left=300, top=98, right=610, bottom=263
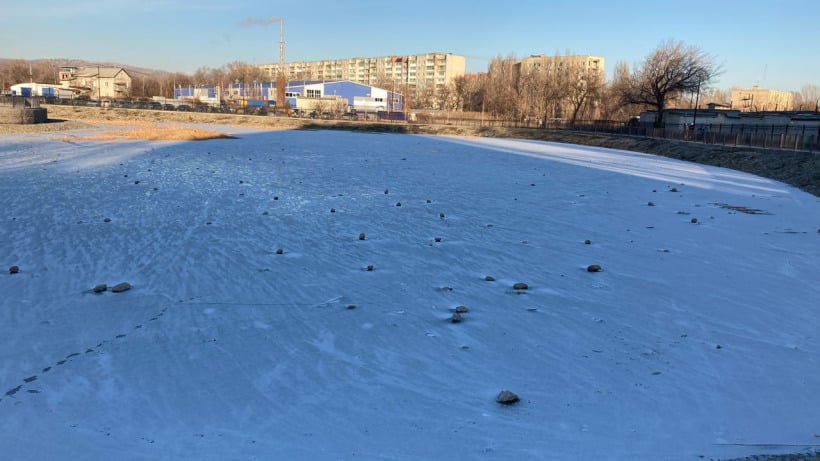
left=3, top=40, right=819, bottom=124
left=411, top=40, right=720, bottom=127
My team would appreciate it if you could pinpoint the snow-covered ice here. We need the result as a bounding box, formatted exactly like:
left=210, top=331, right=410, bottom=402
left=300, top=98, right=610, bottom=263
left=1, top=126, right=819, bottom=460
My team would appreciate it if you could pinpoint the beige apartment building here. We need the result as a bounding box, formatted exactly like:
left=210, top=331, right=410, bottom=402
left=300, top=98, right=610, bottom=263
left=517, top=54, right=605, bottom=78
left=731, top=86, right=793, bottom=112
left=260, top=52, right=466, bottom=90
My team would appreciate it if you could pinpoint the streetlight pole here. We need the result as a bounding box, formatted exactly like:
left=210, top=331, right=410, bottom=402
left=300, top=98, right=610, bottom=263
left=692, top=77, right=701, bottom=136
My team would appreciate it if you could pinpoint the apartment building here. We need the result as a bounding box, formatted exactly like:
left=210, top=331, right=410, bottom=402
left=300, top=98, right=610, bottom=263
left=259, top=52, right=466, bottom=90
left=731, top=86, right=793, bottom=112
left=517, top=54, right=605, bottom=78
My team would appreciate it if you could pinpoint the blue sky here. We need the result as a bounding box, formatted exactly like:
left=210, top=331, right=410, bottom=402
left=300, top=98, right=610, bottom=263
left=3, top=0, right=818, bottom=91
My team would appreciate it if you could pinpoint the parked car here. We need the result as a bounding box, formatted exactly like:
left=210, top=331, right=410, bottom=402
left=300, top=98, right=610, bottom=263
left=162, top=103, right=175, bottom=111
left=176, top=104, right=192, bottom=111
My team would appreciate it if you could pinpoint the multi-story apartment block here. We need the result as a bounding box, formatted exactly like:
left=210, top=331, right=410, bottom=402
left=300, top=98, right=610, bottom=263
left=731, top=86, right=793, bottom=112
left=516, top=54, right=605, bottom=78
left=260, top=52, right=466, bottom=90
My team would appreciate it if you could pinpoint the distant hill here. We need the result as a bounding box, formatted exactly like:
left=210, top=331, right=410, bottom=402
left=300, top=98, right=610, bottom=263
left=0, top=57, right=176, bottom=77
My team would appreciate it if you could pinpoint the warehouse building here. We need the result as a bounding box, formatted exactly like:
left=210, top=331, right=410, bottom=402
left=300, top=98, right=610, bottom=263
left=10, top=82, right=73, bottom=98
left=175, top=79, right=403, bottom=118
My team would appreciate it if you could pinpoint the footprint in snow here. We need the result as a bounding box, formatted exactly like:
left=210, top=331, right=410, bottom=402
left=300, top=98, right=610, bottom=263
left=0, top=305, right=169, bottom=405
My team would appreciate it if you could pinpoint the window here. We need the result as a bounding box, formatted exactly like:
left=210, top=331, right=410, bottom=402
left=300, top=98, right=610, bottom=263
left=306, top=89, right=321, bottom=98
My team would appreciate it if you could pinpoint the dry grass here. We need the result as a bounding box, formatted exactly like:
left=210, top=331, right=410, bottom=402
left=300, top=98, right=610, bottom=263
left=58, top=120, right=236, bottom=141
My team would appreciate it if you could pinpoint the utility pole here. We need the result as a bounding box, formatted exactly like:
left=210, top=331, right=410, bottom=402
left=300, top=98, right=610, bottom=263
left=241, top=16, right=285, bottom=112
left=272, top=18, right=285, bottom=112
left=692, top=77, right=701, bottom=132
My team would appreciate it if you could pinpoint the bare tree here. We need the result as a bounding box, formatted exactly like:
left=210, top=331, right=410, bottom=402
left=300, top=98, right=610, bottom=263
left=598, top=61, right=634, bottom=121
left=565, top=60, right=603, bottom=124
left=4, top=60, right=33, bottom=86
left=793, top=84, right=820, bottom=111
left=460, top=73, right=488, bottom=113
left=617, top=40, right=720, bottom=127
left=446, top=75, right=469, bottom=112
left=484, top=54, right=520, bottom=121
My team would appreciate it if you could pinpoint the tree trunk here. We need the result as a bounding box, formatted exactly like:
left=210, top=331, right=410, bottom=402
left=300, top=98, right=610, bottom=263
left=654, top=95, right=666, bottom=128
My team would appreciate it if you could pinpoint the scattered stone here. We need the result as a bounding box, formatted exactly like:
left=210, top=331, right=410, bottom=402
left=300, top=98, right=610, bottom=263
left=691, top=217, right=698, bottom=224
left=366, top=265, right=374, bottom=271
left=103, top=217, right=111, bottom=223
left=346, top=304, right=357, bottom=310
left=584, top=239, right=591, bottom=245
left=426, top=199, right=431, bottom=203
left=134, top=180, right=140, bottom=184
left=9, top=265, right=20, bottom=274
left=513, top=282, right=528, bottom=290
left=670, top=187, right=678, bottom=192
left=716, top=344, right=722, bottom=350
left=262, top=211, right=269, bottom=216
left=396, top=202, right=401, bottom=207
left=275, top=248, right=284, bottom=255
left=330, top=208, right=336, bottom=213
left=358, top=232, right=366, bottom=241
left=439, top=213, right=445, bottom=219
left=450, top=313, right=463, bottom=323
left=434, top=237, right=442, bottom=242
left=93, top=284, right=107, bottom=293
left=496, top=390, right=520, bottom=405
left=274, top=196, right=279, bottom=200
left=111, top=282, right=132, bottom=293
left=455, top=305, right=469, bottom=314
left=647, top=201, right=655, bottom=206
left=587, top=264, right=603, bottom=272
left=384, top=189, right=389, bottom=194
left=484, top=275, right=495, bottom=282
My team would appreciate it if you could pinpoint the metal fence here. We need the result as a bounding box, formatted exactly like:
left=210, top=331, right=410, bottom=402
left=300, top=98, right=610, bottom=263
left=581, top=121, right=820, bottom=152
left=418, top=114, right=820, bottom=152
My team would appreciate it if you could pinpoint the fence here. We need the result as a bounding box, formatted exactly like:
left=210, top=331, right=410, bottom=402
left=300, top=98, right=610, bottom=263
left=603, top=122, right=820, bottom=152
left=414, top=113, right=820, bottom=152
